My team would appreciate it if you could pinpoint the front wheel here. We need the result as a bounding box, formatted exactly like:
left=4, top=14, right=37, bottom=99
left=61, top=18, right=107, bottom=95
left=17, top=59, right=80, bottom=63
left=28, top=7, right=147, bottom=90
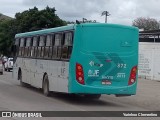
left=43, top=75, right=50, bottom=97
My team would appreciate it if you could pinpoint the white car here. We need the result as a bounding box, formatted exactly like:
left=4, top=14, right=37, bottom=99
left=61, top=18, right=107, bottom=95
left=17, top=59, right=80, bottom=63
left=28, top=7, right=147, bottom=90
left=0, top=59, right=3, bottom=75
left=4, top=58, right=13, bottom=72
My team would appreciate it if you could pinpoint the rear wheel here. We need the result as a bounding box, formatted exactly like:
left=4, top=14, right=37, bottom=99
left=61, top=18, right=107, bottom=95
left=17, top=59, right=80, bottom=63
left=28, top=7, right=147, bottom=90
left=43, top=75, right=50, bottom=97
left=84, top=94, right=101, bottom=100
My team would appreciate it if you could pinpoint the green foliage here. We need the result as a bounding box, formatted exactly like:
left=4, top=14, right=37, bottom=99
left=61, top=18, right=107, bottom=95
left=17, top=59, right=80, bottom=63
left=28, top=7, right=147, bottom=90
left=0, top=6, right=67, bottom=56
left=132, top=17, right=159, bottom=31
left=0, top=13, right=12, bottom=21
left=0, top=20, right=15, bottom=55
left=15, top=6, right=66, bottom=32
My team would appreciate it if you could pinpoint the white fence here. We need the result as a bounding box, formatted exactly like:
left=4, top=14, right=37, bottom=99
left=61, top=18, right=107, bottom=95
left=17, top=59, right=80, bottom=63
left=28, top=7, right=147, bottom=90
left=138, top=42, right=160, bottom=81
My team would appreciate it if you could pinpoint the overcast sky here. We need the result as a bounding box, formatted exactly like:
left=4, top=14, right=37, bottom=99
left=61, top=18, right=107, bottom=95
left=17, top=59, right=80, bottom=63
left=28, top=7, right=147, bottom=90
left=0, top=0, right=160, bottom=25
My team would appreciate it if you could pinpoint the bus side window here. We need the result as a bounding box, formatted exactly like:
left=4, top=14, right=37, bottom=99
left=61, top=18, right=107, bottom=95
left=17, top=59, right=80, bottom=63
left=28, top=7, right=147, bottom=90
left=44, top=35, right=52, bottom=59
left=39, top=36, right=46, bottom=58
left=15, top=38, right=20, bottom=46
left=26, top=37, right=32, bottom=57
left=49, top=34, right=54, bottom=59
left=62, top=32, right=73, bottom=59
left=53, top=34, right=62, bottom=59
left=68, top=32, right=73, bottom=59
left=68, top=46, right=73, bottom=59
left=19, top=38, right=25, bottom=57
left=18, top=38, right=21, bottom=56
left=32, top=36, right=39, bottom=58
left=52, top=34, right=57, bottom=59
left=15, top=38, right=20, bottom=56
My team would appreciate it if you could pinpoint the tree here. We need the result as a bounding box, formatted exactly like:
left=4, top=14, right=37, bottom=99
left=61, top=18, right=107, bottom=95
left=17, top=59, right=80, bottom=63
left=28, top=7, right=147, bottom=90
left=0, top=19, right=15, bottom=55
left=132, top=17, right=159, bottom=31
left=14, top=6, right=67, bottom=32
left=0, top=6, right=67, bottom=56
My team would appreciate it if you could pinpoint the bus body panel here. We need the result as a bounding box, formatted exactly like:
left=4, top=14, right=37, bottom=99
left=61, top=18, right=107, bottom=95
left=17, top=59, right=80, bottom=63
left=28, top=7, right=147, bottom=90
left=13, top=57, right=69, bottom=93
left=69, top=24, right=138, bottom=95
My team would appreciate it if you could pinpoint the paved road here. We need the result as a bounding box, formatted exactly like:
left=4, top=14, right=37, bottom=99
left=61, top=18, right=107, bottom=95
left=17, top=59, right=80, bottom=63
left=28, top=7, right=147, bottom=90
left=0, top=71, right=160, bottom=120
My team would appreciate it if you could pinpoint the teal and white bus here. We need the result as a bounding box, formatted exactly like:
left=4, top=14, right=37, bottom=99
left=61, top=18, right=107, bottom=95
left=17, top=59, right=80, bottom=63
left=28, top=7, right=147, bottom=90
left=13, top=23, right=139, bottom=99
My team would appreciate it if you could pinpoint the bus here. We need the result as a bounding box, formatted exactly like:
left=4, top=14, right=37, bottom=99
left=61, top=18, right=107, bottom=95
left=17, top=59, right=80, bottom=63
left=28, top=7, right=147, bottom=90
left=12, top=23, right=139, bottom=99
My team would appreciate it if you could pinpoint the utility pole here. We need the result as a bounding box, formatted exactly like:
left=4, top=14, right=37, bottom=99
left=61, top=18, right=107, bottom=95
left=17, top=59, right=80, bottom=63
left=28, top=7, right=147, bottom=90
left=101, top=11, right=110, bottom=23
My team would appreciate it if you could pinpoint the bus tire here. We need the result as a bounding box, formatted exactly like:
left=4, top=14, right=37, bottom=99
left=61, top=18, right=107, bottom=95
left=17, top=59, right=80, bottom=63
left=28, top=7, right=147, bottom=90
left=43, top=75, right=50, bottom=97
left=84, top=94, right=101, bottom=100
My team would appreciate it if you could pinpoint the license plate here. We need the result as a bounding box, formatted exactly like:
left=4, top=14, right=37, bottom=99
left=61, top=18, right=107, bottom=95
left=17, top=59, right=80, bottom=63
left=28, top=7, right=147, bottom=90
left=102, top=80, right=111, bottom=85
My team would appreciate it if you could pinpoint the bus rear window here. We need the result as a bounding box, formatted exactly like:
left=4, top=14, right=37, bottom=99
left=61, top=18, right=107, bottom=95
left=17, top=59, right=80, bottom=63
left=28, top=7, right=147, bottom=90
left=81, top=27, right=136, bottom=53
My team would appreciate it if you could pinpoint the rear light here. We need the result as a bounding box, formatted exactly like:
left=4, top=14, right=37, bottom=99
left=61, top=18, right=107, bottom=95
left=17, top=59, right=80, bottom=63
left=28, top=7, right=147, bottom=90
left=128, top=66, right=137, bottom=85
left=76, top=63, right=85, bottom=85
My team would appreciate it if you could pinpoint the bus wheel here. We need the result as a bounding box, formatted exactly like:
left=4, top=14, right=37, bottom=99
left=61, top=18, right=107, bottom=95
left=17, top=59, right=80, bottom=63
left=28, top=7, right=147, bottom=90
left=84, top=94, right=101, bottom=100
left=43, top=75, right=50, bottom=97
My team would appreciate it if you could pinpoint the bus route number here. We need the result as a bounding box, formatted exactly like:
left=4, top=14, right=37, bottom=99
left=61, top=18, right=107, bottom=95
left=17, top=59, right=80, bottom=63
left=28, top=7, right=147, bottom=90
left=117, top=63, right=127, bottom=69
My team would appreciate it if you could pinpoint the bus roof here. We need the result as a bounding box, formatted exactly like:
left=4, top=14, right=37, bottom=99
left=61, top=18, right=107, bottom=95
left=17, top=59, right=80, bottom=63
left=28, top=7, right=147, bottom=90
left=15, top=25, right=75, bottom=38
left=15, top=23, right=137, bottom=38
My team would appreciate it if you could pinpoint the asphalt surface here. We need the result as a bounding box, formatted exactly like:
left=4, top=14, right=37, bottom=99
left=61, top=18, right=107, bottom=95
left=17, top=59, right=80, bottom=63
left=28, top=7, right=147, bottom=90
left=0, top=71, right=160, bottom=120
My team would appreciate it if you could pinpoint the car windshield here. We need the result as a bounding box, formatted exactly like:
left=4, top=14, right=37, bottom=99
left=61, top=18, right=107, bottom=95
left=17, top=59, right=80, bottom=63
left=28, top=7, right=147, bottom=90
left=9, top=58, right=13, bottom=61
